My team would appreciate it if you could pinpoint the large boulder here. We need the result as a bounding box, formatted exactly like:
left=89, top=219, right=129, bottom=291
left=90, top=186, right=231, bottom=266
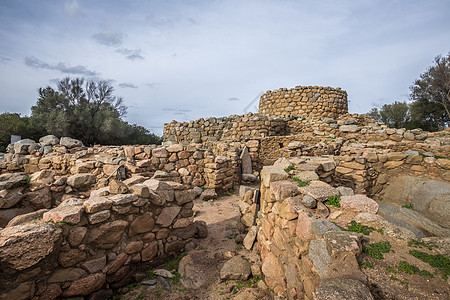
left=60, top=137, right=83, bottom=148
left=67, top=173, right=96, bottom=189
left=314, top=278, right=374, bottom=300
left=0, top=173, right=27, bottom=190
left=383, top=176, right=450, bottom=229
left=39, top=135, right=59, bottom=147
left=0, top=224, right=62, bottom=270
left=219, top=256, right=251, bottom=281
left=13, top=139, right=36, bottom=154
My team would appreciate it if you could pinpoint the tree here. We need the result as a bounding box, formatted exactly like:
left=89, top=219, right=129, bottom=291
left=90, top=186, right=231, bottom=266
left=410, top=52, right=450, bottom=129
left=0, top=113, right=41, bottom=151
left=368, top=101, right=410, bottom=128
left=30, top=77, right=161, bottom=146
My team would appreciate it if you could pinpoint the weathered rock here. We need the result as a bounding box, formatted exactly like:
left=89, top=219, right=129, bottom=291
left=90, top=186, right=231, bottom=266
left=43, top=205, right=84, bottom=224
left=129, top=212, right=155, bottom=237
left=87, top=220, right=128, bottom=249
left=108, top=193, right=138, bottom=205
left=143, top=179, right=174, bottom=204
left=67, top=173, right=96, bottom=189
left=311, top=219, right=341, bottom=236
left=299, top=182, right=338, bottom=202
left=324, top=231, right=362, bottom=256
left=62, top=273, right=106, bottom=297
left=0, top=187, right=24, bottom=209
left=270, top=181, right=299, bottom=201
left=156, top=206, right=181, bottom=227
left=60, top=137, right=83, bottom=148
left=273, top=157, right=294, bottom=170
left=141, top=241, right=158, bottom=261
left=58, top=248, right=87, bottom=267
left=339, top=125, right=361, bottom=133
left=39, top=135, right=59, bottom=147
left=240, top=146, right=252, bottom=174
left=83, top=197, right=112, bottom=213
left=301, top=195, right=317, bottom=209
left=174, top=189, right=195, bottom=205
left=261, top=166, right=288, bottom=187
left=293, top=170, right=319, bottom=182
left=13, top=139, right=36, bottom=154
left=0, top=224, right=62, bottom=270
left=336, top=186, right=354, bottom=196
left=109, top=179, right=129, bottom=194
left=314, top=278, right=374, bottom=300
left=200, top=189, right=217, bottom=201
left=309, top=239, right=330, bottom=278
left=88, top=210, right=111, bottom=224
left=340, top=195, right=379, bottom=214
left=6, top=209, right=48, bottom=227
left=378, top=202, right=449, bottom=237
left=0, top=173, right=26, bottom=190
left=243, top=225, right=258, bottom=250
left=220, top=256, right=251, bottom=281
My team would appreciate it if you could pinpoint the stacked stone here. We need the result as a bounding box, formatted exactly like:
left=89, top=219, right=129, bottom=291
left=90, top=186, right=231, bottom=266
left=258, top=86, right=348, bottom=119
left=0, top=178, right=206, bottom=299
left=163, top=113, right=286, bottom=144
left=204, top=155, right=234, bottom=192
left=241, top=165, right=374, bottom=299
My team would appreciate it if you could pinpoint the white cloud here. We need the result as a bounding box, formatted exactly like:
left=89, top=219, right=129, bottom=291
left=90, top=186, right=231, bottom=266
left=63, top=0, right=84, bottom=17
left=92, top=31, right=125, bottom=46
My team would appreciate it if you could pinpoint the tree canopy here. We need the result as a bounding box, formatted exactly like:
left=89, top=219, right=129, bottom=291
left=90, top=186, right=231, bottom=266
left=368, top=52, right=450, bottom=131
left=1, top=77, right=161, bottom=151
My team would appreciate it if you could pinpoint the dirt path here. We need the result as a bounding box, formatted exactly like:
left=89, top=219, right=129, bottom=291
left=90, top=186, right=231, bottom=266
left=122, top=195, right=267, bottom=300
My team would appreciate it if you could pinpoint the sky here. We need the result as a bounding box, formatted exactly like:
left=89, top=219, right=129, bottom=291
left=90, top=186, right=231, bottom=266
left=0, top=0, right=449, bottom=135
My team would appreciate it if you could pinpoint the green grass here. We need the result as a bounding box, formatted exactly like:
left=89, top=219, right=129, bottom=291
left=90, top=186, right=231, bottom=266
left=230, top=276, right=261, bottom=295
left=324, top=195, right=341, bottom=208
left=363, top=241, right=392, bottom=259
left=164, top=252, right=188, bottom=271
left=360, top=260, right=374, bottom=269
left=396, top=261, right=433, bottom=277
left=345, top=220, right=382, bottom=235
left=402, top=203, right=414, bottom=210
left=284, top=166, right=295, bottom=173
left=408, top=239, right=435, bottom=250
left=20, top=176, right=31, bottom=186
left=292, top=177, right=310, bottom=187
left=146, top=269, right=156, bottom=279
left=409, top=250, right=450, bottom=280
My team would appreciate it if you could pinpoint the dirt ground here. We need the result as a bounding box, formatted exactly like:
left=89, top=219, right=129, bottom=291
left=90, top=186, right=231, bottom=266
left=121, top=195, right=269, bottom=300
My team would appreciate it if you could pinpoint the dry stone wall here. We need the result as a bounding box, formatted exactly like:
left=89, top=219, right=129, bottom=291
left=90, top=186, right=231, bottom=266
left=0, top=178, right=206, bottom=300
left=258, top=86, right=348, bottom=118
left=163, top=113, right=285, bottom=144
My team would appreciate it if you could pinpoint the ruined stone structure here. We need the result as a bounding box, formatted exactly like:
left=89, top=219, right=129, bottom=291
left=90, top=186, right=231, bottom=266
left=1, top=84, right=449, bottom=299
left=258, top=86, right=348, bottom=118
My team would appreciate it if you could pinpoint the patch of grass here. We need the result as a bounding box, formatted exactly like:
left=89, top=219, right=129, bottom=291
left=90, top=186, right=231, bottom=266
left=169, top=271, right=183, bottom=285
left=146, top=270, right=156, bottom=279
left=385, top=266, right=398, bottom=274
left=402, top=203, right=414, bottom=210
left=324, top=195, right=341, bottom=208
left=345, top=220, right=382, bottom=235
left=292, top=177, right=310, bottom=187
left=378, top=197, right=384, bottom=202
left=33, top=216, right=41, bottom=220
left=284, top=165, right=295, bottom=173
left=230, top=276, right=261, bottom=295
left=200, top=186, right=207, bottom=190
left=408, top=239, right=435, bottom=250
left=360, top=260, right=374, bottom=269
left=409, top=250, right=450, bottom=280
left=20, top=176, right=31, bottom=186
left=396, top=261, right=433, bottom=277
left=197, top=245, right=207, bottom=250
left=136, top=294, right=145, bottom=300
left=363, top=241, right=392, bottom=260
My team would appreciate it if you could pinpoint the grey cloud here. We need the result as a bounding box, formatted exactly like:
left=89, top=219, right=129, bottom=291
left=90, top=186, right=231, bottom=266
left=24, top=56, right=99, bottom=76
left=116, top=48, right=144, bottom=60
left=145, top=15, right=196, bottom=28
left=119, top=83, right=138, bottom=89
left=92, top=31, right=125, bottom=46
left=146, top=82, right=162, bottom=89
left=1, top=57, right=11, bottom=63
left=227, top=97, right=239, bottom=101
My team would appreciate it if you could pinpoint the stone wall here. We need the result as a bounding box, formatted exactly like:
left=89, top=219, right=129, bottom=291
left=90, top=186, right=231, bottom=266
left=238, top=165, right=375, bottom=299
left=163, top=113, right=285, bottom=144
left=258, top=86, right=348, bottom=119
left=0, top=178, right=206, bottom=299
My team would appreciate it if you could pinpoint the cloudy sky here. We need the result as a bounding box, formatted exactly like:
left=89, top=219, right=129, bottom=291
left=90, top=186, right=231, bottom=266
left=0, top=0, right=449, bottom=135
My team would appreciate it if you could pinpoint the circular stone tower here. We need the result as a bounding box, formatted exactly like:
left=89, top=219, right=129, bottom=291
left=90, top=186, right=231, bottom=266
left=258, top=85, right=348, bottom=118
